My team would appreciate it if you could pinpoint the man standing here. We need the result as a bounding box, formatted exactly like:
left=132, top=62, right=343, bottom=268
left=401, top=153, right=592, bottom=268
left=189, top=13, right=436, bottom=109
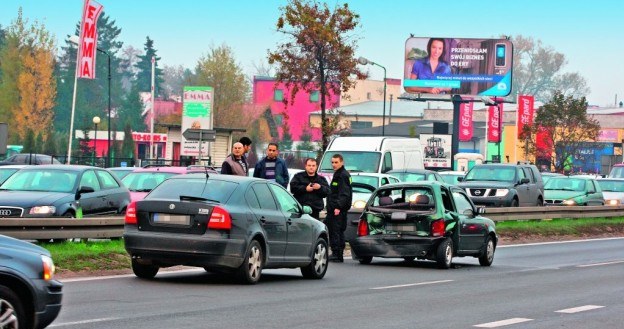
left=326, top=154, right=352, bottom=262
left=239, top=137, right=253, bottom=174
left=290, top=158, right=329, bottom=220
left=253, top=143, right=289, bottom=188
left=221, top=142, right=248, bottom=176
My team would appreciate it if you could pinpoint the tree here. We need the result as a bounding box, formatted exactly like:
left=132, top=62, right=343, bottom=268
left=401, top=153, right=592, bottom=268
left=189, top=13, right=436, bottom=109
left=22, top=128, right=35, bottom=153
left=120, top=122, right=135, bottom=159
left=520, top=91, right=600, bottom=173
left=280, top=118, right=293, bottom=150
left=268, top=0, right=366, bottom=151
left=509, top=35, right=590, bottom=103
left=296, top=127, right=315, bottom=151
left=134, top=36, right=164, bottom=95
left=42, top=130, right=57, bottom=155
left=162, top=64, right=190, bottom=99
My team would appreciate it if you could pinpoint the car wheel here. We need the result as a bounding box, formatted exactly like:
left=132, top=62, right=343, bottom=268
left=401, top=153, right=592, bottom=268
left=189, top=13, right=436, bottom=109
left=478, top=236, right=495, bottom=266
left=237, top=240, right=263, bottom=284
left=0, top=285, right=27, bottom=329
left=300, top=238, right=328, bottom=279
left=131, top=259, right=159, bottom=279
left=537, top=197, right=543, bottom=206
left=63, top=211, right=75, bottom=218
left=358, top=256, right=373, bottom=264
left=436, top=238, right=453, bottom=269
left=510, top=198, right=519, bottom=207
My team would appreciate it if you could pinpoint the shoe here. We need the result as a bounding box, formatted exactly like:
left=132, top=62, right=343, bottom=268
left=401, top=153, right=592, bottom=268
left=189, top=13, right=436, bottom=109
left=328, top=254, right=343, bottom=263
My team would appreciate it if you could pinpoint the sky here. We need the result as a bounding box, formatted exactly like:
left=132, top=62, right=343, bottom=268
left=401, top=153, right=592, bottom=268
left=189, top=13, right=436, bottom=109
left=1, top=0, right=623, bottom=107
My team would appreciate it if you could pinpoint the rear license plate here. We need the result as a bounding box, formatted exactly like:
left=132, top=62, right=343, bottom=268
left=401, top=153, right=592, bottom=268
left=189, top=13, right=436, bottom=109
left=152, top=213, right=190, bottom=225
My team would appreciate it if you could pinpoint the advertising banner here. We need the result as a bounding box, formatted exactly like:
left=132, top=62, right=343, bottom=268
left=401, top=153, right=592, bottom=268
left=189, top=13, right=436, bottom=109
left=404, top=37, right=513, bottom=96
left=516, top=95, right=535, bottom=138
left=77, top=0, right=103, bottom=79
left=458, top=101, right=473, bottom=141
left=181, top=86, right=213, bottom=156
left=598, top=129, right=619, bottom=142
left=421, top=134, right=452, bottom=168
left=487, top=105, right=502, bottom=143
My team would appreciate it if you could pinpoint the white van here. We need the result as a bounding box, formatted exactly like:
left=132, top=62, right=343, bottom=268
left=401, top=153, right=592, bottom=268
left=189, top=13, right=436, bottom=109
left=318, top=136, right=423, bottom=175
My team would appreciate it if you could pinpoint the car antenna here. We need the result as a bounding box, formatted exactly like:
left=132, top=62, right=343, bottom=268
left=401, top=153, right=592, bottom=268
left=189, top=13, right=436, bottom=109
left=200, top=164, right=210, bottom=197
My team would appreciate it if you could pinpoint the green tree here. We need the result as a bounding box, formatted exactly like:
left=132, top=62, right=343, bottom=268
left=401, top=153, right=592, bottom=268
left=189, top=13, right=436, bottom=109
left=35, top=132, right=43, bottom=153
left=118, top=86, right=147, bottom=132
left=43, top=130, right=57, bottom=155
left=22, top=127, right=35, bottom=153
left=296, top=127, right=315, bottom=151
left=520, top=91, right=600, bottom=173
left=280, top=119, right=293, bottom=150
left=120, top=122, right=135, bottom=159
left=134, top=36, right=164, bottom=95
left=268, top=0, right=366, bottom=151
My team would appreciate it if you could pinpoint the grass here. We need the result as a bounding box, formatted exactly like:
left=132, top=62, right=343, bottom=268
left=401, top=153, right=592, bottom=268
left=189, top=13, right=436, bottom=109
left=496, top=217, right=624, bottom=237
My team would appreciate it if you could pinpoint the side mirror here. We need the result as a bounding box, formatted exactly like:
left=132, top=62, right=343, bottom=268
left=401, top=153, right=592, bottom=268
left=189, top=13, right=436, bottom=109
left=75, top=186, right=95, bottom=200
left=302, top=205, right=313, bottom=215
left=520, top=178, right=530, bottom=184
left=457, top=177, right=464, bottom=182
left=462, top=208, right=475, bottom=217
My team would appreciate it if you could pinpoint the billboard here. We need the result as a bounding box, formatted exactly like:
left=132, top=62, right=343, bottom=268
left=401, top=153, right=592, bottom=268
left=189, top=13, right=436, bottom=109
left=404, top=37, right=513, bottom=96
left=421, top=134, right=452, bottom=168
left=181, top=86, right=213, bottom=156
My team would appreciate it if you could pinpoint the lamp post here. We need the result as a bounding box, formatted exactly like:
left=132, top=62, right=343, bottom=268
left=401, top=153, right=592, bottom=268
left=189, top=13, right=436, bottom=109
left=92, top=116, right=100, bottom=166
left=357, top=56, right=386, bottom=136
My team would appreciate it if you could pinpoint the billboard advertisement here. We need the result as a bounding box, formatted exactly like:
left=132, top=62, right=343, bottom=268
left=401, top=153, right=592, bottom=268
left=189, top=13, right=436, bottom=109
left=181, top=86, right=213, bottom=156
left=404, top=37, right=513, bottom=96
left=421, top=134, right=452, bottom=168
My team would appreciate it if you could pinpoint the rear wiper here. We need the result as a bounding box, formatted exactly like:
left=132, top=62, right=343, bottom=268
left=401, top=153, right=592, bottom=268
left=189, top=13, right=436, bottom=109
left=180, top=195, right=219, bottom=203
left=133, top=189, right=152, bottom=192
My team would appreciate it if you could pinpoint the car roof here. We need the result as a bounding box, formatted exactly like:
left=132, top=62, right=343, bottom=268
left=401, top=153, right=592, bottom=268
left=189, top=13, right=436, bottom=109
left=169, top=172, right=265, bottom=184
left=109, top=167, right=136, bottom=171
left=549, top=175, right=595, bottom=181
left=18, top=164, right=100, bottom=172
left=132, top=166, right=193, bottom=174
left=0, top=165, right=29, bottom=169
left=438, top=171, right=465, bottom=175
left=386, top=169, right=436, bottom=174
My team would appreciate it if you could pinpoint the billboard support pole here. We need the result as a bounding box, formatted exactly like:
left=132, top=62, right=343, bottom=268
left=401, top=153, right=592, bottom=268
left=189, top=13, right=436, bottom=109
left=451, top=95, right=462, bottom=171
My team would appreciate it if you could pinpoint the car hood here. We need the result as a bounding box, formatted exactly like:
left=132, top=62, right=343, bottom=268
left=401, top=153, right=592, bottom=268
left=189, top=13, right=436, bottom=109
left=601, top=191, right=624, bottom=201
left=544, top=190, right=585, bottom=200
left=458, top=181, right=513, bottom=189
left=0, top=191, right=72, bottom=207
left=0, top=234, right=50, bottom=256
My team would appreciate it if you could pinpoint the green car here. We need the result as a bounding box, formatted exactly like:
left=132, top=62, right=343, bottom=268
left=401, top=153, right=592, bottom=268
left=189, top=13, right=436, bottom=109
left=543, top=176, right=604, bottom=206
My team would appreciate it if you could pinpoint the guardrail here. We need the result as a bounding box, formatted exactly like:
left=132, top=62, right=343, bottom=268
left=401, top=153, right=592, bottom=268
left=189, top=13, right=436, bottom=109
left=2, top=205, right=624, bottom=240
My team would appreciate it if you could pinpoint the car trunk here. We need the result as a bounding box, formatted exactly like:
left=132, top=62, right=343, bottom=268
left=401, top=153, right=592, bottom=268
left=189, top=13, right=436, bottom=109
left=365, top=208, right=436, bottom=237
left=135, top=200, right=213, bottom=235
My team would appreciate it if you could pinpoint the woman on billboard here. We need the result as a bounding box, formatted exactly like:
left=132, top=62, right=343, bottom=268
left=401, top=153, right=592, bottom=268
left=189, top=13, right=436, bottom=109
left=406, top=38, right=451, bottom=94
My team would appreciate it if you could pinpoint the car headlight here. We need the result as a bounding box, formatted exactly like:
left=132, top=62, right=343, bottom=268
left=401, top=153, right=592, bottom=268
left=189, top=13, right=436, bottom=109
left=606, top=199, right=619, bottom=206
left=41, top=255, right=55, bottom=280
left=352, top=200, right=367, bottom=209
left=29, top=206, right=56, bottom=215
left=562, top=199, right=577, bottom=206
left=495, top=189, right=509, bottom=197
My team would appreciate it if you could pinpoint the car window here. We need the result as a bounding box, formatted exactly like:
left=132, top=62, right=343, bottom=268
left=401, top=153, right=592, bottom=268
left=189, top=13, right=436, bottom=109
left=96, top=170, right=120, bottom=189
left=381, top=177, right=389, bottom=185
left=587, top=180, right=596, bottom=193
left=382, top=152, right=392, bottom=173
left=465, top=166, right=516, bottom=182
left=246, top=188, right=261, bottom=209
left=352, top=175, right=379, bottom=188
left=14, top=154, right=27, bottom=164
left=80, top=170, right=101, bottom=191
left=389, top=177, right=400, bottom=184
left=517, top=168, right=526, bottom=180
left=452, top=189, right=473, bottom=214
left=146, top=178, right=237, bottom=203
left=432, top=173, right=443, bottom=182
left=252, top=183, right=278, bottom=210
left=1, top=169, right=77, bottom=193
left=521, top=167, right=533, bottom=182
left=269, top=184, right=300, bottom=213
left=440, top=187, right=454, bottom=212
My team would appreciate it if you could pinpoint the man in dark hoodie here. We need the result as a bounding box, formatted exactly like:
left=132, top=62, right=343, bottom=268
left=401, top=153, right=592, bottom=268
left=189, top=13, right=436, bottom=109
left=290, top=158, right=329, bottom=220
left=221, top=142, right=248, bottom=176
left=326, top=154, right=352, bottom=262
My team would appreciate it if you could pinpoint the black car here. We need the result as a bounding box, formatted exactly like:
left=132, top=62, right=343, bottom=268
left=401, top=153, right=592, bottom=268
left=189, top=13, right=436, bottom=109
left=124, top=174, right=329, bottom=284
left=0, top=234, right=63, bottom=328
left=0, top=154, right=61, bottom=166
left=0, top=165, right=130, bottom=217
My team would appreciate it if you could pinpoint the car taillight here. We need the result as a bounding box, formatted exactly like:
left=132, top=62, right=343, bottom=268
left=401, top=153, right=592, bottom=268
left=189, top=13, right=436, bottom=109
left=125, top=201, right=137, bottom=225
left=357, top=219, right=369, bottom=236
left=208, top=206, right=232, bottom=230
left=431, top=219, right=445, bottom=237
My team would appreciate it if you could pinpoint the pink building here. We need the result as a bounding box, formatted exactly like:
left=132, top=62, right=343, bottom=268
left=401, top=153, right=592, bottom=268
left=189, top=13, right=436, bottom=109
left=143, top=99, right=183, bottom=128
left=252, top=76, right=341, bottom=141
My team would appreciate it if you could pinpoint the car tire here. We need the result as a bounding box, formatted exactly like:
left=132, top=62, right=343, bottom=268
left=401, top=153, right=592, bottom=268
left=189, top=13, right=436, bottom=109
left=131, top=259, right=159, bottom=279
left=436, top=238, right=453, bottom=269
left=510, top=198, right=519, bottom=207
left=478, top=236, right=495, bottom=266
left=237, top=240, right=263, bottom=284
left=300, top=238, right=328, bottom=279
left=537, top=197, right=543, bottom=206
left=358, top=256, right=373, bottom=264
left=0, top=285, right=27, bottom=329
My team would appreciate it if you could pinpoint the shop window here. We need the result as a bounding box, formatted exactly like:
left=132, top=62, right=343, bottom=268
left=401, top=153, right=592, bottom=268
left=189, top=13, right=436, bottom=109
left=310, top=91, right=319, bottom=102
left=274, top=89, right=284, bottom=101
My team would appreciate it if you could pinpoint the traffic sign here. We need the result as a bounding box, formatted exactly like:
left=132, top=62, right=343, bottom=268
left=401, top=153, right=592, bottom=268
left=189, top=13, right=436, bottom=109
left=182, top=129, right=216, bottom=141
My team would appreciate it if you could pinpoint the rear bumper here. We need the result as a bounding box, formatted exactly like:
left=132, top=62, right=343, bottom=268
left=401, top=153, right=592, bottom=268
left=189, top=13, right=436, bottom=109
left=350, top=235, right=445, bottom=259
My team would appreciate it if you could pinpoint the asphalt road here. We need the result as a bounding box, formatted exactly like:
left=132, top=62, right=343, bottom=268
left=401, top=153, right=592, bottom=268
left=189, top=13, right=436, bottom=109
left=51, top=237, right=624, bottom=329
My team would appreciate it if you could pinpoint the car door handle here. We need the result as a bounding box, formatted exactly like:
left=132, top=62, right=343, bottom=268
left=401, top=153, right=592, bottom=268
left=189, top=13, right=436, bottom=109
left=287, top=218, right=292, bottom=225
left=259, top=216, right=267, bottom=223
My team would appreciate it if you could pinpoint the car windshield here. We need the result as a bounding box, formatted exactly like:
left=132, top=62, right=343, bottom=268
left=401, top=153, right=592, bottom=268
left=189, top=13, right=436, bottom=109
left=319, top=151, right=381, bottom=173
left=146, top=178, right=238, bottom=203
left=110, top=169, right=134, bottom=179
left=596, top=180, right=624, bottom=192
left=544, top=178, right=586, bottom=191
left=352, top=175, right=380, bottom=188
left=464, top=166, right=516, bottom=182
left=122, top=172, right=179, bottom=192
left=0, top=168, right=20, bottom=185
left=391, top=172, right=426, bottom=182
left=609, top=166, right=624, bottom=178
left=1, top=169, right=78, bottom=193
left=441, top=174, right=462, bottom=185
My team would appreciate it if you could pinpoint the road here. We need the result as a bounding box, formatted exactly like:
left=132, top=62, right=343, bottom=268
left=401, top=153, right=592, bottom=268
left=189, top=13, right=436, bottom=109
left=51, top=238, right=624, bottom=329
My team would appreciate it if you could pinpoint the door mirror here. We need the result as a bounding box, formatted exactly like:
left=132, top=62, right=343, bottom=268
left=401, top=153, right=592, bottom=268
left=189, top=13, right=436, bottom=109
left=76, top=186, right=95, bottom=200
left=519, top=178, right=530, bottom=184
left=302, top=205, right=313, bottom=215
left=457, top=177, right=464, bottom=182
left=462, top=208, right=475, bottom=217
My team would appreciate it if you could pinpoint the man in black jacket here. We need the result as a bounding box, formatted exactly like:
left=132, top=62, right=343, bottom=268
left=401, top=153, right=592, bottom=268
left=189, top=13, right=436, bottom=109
left=326, top=154, right=352, bottom=262
left=290, top=158, right=329, bottom=220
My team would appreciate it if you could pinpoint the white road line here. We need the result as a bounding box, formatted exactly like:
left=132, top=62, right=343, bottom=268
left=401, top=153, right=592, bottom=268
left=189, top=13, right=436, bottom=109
left=555, top=305, right=605, bottom=313
left=474, top=318, right=533, bottom=328
left=48, top=317, right=120, bottom=327
left=370, top=279, right=453, bottom=290
left=498, top=237, right=624, bottom=248
left=577, top=260, right=624, bottom=268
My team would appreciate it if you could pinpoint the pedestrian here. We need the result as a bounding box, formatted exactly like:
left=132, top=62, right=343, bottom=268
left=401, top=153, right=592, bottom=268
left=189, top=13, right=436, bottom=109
left=239, top=137, right=253, bottom=165
left=290, top=158, right=329, bottom=220
left=221, top=142, right=248, bottom=176
left=326, top=154, right=352, bottom=262
left=253, top=143, right=289, bottom=188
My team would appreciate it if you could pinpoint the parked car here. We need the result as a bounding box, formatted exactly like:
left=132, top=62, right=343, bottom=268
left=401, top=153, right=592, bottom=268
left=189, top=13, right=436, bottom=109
left=386, top=168, right=444, bottom=183
left=540, top=172, right=564, bottom=185
left=0, top=165, right=27, bottom=185
left=544, top=176, right=604, bottom=206
left=124, top=174, right=329, bottom=284
left=108, top=166, right=137, bottom=180
left=0, top=165, right=130, bottom=217
left=349, top=181, right=497, bottom=269
left=438, top=171, right=466, bottom=185
left=0, top=153, right=61, bottom=166
left=596, top=178, right=624, bottom=206
left=121, top=166, right=217, bottom=202
left=0, top=234, right=63, bottom=328
left=458, top=163, right=544, bottom=207
left=247, top=167, right=303, bottom=192
left=608, top=163, right=624, bottom=178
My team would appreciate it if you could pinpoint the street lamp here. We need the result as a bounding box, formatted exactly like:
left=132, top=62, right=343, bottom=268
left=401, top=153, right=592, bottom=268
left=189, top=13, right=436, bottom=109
left=92, top=116, right=100, bottom=166
left=69, top=35, right=112, bottom=167
left=358, top=56, right=387, bottom=136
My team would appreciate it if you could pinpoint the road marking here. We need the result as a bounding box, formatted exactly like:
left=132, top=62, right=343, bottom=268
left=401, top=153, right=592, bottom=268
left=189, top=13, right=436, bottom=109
left=370, top=279, right=453, bottom=290
left=577, top=260, right=624, bottom=268
left=49, top=317, right=120, bottom=327
left=555, top=305, right=605, bottom=313
left=498, top=237, right=624, bottom=248
left=474, top=318, right=533, bottom=328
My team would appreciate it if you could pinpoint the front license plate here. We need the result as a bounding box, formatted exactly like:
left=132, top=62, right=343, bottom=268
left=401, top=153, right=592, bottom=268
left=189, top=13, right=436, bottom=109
left=153, top=213, right=190, bottom=225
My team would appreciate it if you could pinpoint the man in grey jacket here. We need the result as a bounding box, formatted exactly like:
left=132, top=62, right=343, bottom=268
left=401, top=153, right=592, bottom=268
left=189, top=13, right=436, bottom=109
left=221, top=142, right=248, bottom=176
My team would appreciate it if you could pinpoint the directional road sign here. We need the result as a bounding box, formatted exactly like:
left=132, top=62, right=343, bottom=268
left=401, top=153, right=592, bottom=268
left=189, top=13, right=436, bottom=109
left=182, top=129, right=216, bottom=141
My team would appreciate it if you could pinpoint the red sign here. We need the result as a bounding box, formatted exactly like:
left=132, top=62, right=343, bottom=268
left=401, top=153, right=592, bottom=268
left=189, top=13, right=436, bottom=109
left=132, top=132, right=167, bottom=143
left=77, top=0, right=104, bottom=79
left=517, top=95, right=535, bottom=138
left=487, top=105, right=502, bottom=142
left=458, top=102, right=473, bottom=141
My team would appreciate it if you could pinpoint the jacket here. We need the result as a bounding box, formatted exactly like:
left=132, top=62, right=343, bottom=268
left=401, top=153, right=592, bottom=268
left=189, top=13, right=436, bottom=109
left=221, top=154, right=248, bottom=176
left=290, top=171, right=330, bottom=211
left=253, top=157, right=289, bottom=188
left=327, top=166, right=352, bottom=211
